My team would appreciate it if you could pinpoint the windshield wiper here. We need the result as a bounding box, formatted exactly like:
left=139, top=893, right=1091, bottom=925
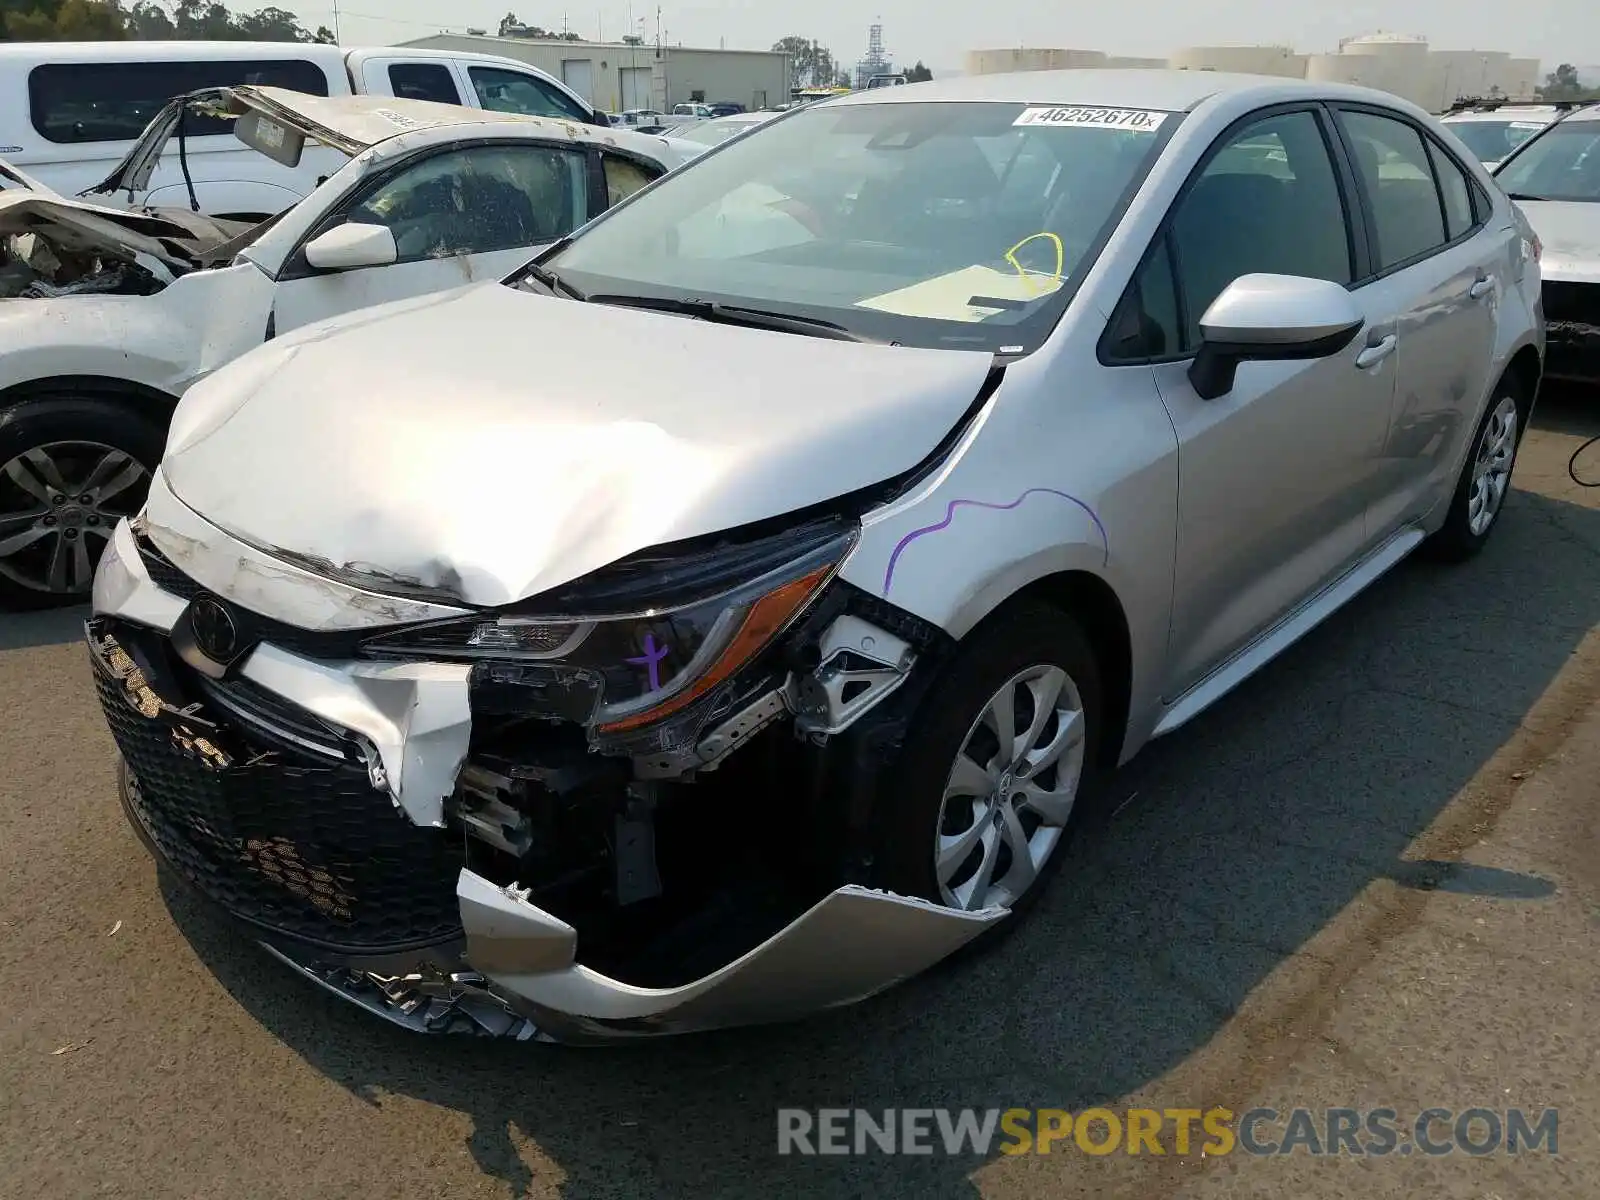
left=1502, top=191, right=1551, bottom=202
left=586, top=294, right=881, bottom=342
left=518, top=262, right=587, bottom=301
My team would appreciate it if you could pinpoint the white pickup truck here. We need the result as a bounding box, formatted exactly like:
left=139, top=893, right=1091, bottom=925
left=0, top=40, right=614, bottom=219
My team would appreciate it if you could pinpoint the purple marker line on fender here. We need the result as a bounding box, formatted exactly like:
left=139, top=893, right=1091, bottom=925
left=625, top=632, right=670, bottom=692
left=882, top=489, right=1109, bottom=593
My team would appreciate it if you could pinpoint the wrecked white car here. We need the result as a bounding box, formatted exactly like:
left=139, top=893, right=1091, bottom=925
left=1494, top=102, right=1600, bottom=384
left=0, top=85, right=692, bottom=608
left=88, top=72, right=1540, bottom=1043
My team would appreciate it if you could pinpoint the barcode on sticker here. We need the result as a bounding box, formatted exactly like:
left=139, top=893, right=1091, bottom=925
left=1013, top=106, right=1167, bottom=131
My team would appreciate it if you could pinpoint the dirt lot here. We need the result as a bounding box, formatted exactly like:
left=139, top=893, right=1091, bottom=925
left=2, top=386, right=1598, bottom=1200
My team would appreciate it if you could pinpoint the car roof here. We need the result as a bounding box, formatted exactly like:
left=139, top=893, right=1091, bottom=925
left=0, top=39, right=346, bottom=62
left=824, top=67, right=1415, bottom=113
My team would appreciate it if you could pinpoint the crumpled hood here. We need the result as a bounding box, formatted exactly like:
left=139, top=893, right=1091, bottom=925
left=162, top=283, right=994, bottom=609
left=1519, top=200, right=1600, bottom=283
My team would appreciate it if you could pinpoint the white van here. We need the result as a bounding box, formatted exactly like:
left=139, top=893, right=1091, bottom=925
left=0, top=41, right=609, bottom=219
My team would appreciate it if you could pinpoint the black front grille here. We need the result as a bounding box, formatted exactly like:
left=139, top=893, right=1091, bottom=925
left=135, top=533, right=203, bottom=602
left=93, top=629, right=465, bottom=954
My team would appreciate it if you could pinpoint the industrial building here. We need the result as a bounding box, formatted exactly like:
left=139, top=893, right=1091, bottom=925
left=398, top=33, right=789, bottom=114
left=964, top=33, right=1542, bottom=113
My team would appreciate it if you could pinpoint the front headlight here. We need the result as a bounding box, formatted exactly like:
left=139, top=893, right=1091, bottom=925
left=360, top=519, right=856, bottom=734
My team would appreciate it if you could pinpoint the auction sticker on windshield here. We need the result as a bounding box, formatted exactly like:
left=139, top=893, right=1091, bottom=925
left=1013, top=106, right=1167, bottom=131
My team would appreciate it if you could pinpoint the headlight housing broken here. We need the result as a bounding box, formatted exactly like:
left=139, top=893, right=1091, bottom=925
left=358, top=518, right=858, bottom=733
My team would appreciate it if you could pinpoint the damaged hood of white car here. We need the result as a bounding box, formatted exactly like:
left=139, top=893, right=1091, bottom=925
left=1518, top=200, right=1600, bottom=283
left=160, top=282, right=996, bottom=610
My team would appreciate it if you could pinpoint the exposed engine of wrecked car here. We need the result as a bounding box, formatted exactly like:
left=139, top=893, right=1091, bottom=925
left=1, top=209, right=270, bottom=300
left=1, top=230, right=169, bottom=299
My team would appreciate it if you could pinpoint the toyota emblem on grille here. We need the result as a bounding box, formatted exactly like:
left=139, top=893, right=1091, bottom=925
left=189, top=596, right=239, bottom=661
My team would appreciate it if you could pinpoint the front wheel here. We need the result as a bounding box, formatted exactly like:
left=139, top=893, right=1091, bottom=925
left=1423, top=379, right=1524, bottom=562
left=0, top=394, right=165, bottom=610
left=875, top=601, right=1102, bottom=925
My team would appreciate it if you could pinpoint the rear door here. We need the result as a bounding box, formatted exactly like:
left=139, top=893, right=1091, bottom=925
left=1133, top=105, right=1399, bottom=697
left=268, top=139, right=591, bottom=335
left=1329, top=105, right=1505, bottom=535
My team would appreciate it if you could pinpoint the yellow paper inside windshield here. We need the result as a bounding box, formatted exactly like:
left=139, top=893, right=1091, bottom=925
left=855, top=265, right=1063, bottom=323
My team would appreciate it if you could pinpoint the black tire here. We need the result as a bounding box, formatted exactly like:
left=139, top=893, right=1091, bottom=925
left=874, top=600, right=1104, bottom=935
left=1422, top=375, right=1526, bottom=563
left=0, top=392, right=167, bottom=611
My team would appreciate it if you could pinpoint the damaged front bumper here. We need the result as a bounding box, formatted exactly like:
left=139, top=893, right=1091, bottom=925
left=89, top=499, right=1002, bottom=1043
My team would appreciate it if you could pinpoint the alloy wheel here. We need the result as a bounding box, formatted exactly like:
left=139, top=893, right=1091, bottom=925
left=934, top=663, right=1088, bottom=912
left=0, top=442, right=149, bottom=596
left=1468, top=394, right=1518, bottom=537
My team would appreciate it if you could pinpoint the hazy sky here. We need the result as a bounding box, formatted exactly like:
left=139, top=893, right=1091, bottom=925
left=295, top=0, right=1596, bottom=72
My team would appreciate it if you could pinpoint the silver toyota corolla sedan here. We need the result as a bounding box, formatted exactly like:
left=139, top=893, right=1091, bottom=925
left=87, top=69, right=1545, bottom=1044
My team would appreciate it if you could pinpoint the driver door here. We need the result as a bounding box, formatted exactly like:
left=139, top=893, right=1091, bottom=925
left=269, top=140, right=591, bottom=336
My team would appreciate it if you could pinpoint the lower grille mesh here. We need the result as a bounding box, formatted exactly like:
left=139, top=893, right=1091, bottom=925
left=93, top=633, right=464, bottom=954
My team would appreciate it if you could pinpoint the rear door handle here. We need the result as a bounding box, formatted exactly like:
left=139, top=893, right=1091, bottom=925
left=1469, top=276, right=1495, bottom=299
left=1356, top=333, right=1397, bottom=369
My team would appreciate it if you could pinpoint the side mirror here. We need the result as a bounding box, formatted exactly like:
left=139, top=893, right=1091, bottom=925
left=303, top=222, right=399, bottom=272
left=1188, top=273, right=1365, bottom=400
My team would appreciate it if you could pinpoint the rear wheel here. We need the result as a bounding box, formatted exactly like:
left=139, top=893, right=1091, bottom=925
left=0, top=394, right=165, bottom=610
left=876, top=602, right=1102, bottom=928
left=1423, top=378, right=1524, bottom=562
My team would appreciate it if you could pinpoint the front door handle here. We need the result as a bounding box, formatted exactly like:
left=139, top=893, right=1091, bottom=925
left=1356, top=333, right=1397, bottom=369
left=1469, top=276, right=1495, bottom=299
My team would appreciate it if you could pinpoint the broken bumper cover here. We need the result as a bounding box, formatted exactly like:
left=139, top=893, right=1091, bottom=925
left=90, top=512, right=1005, bottom=1043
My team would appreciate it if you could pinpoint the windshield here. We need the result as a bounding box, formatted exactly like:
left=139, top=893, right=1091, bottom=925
left=1496, top=120, right=1600, bottom=201
left=537, top=100, right=1177, bottom=354
left=1448, top=118, right=1548, bottom=164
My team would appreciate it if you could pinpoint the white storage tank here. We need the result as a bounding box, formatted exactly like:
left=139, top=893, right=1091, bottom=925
left=1104, top=56, right=1168, bottom=69
left=1337, top=32, right=1432, bottom=63
left=1167, top=45, right=1306, bottom=77
left=964, top=48, right=1108, bottom=75
left=1426, top=50, right=1507, bottom=111
left=1502, top=58, right=1542, bottom=97
left=1305, top=51, right=1424, bottom=106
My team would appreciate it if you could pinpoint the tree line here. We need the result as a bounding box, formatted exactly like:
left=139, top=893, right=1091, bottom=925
left=1, top=0, right=333, bottom=43
left=1536, top=64, right=1600, bottom=103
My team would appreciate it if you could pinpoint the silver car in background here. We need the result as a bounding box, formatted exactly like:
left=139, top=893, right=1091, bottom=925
left=89, top=70, right=1544, bottom=1044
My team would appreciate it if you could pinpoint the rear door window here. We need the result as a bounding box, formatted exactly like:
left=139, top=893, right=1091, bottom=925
left=387, top=62, right=462, bottom=106
left=29, top=59, right=331, bottom=144
left=1336, top=109, right=1449, bottom=271
left=1426, top=139, right=1477, bottom=241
